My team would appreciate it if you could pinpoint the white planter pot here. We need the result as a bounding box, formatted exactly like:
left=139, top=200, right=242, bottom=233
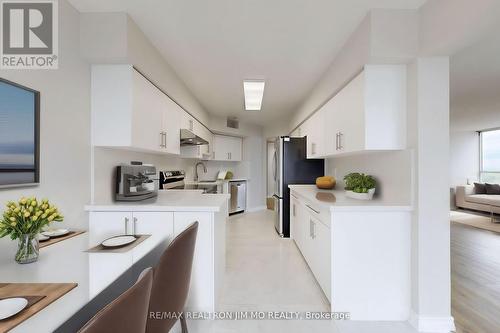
left=345, top=188, right=375, bottom=200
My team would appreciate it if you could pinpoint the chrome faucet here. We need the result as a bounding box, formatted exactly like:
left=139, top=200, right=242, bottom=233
left=194, top=162, right=207, bottom=182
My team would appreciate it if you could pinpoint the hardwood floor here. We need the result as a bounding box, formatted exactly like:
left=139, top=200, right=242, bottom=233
left=451, top=222, right=500, bottom=333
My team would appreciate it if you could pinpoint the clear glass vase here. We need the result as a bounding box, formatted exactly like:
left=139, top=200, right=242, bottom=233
left=15, top=234, right=39, bottom=264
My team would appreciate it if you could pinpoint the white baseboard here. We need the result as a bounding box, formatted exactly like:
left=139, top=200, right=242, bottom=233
left=246, top=206, right=266, bottom=213
left=409, top=310, right=455, bottom=333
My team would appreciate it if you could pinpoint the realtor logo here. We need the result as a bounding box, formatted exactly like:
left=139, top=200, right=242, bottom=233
left=1, top=0, right=58, bottom=69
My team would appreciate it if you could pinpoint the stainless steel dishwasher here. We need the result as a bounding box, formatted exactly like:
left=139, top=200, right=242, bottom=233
left=229, top=180, right=246, bottom=214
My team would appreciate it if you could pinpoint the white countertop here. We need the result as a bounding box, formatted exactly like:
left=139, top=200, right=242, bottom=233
left=288, top=185, right=412, bottom=212
left=85, top=191, right=230, bottom=212
left=0, top=232, right=165, bottom=332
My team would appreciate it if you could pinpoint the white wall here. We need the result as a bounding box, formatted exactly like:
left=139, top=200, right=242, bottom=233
left=324, top=150, right=413, bottom=205
left=288, top=9, right=419, bottom=133
left=450, top=131, right=479, bottom=187
left=289, top=13, right=371, bottom=131
left=81, top=12, right=209, bottom=125
left=210, top=115, right=262, bottom=137
left=0, top=0, right=90, bottom=232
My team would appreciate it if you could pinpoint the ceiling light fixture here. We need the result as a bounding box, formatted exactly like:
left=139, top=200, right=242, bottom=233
left=243, top=80, right=265, bottom=111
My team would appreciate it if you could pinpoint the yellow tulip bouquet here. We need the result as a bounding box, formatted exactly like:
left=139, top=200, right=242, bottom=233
left=0, top=197, right=63, bottom=263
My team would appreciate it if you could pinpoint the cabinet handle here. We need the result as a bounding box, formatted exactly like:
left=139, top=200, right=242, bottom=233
left=160, top=132, right=164, bottom=148
left=133, top=217, right=137, bottom=236
left=312, top=142, right=316, bottom=155
left=230, top=152, right=232, bottom=160
left=124, top=217, right=129, bottom=235
left=338, top=132, right=343, bottom=150
left=189, top=119, right=193, bottom=131
left=293, top=203, right=296, bottom=217
left=309, top=220, right=313, bottom=238
left=306, top=204, right=320, bottom=214
left=311, top=220, right=316, bottom=239
left=163, top=132, right=167, bottom=148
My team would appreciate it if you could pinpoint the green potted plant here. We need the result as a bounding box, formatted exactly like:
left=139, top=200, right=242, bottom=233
left=0, top=197, right=63, bottom=264
left=343, top=173, right=377, bottom=200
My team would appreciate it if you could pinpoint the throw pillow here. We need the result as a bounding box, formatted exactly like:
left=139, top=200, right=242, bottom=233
left=485, top=183, right=500, bottom=195
left=474, top=182, right=487, bottom=194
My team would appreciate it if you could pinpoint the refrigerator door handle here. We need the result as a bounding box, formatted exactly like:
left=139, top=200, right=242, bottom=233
left=272, top=151, right=277, bottom=181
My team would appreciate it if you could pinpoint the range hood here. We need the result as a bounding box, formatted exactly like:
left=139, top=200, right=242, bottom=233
left=180, top=128, right=209, bottom=146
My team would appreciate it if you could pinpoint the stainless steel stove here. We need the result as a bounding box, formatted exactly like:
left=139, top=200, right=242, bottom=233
left=159, top=170, right=218, bottom=194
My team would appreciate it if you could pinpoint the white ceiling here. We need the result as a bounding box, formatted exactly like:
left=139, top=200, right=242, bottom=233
left=69, top=0, right=427, bottom=126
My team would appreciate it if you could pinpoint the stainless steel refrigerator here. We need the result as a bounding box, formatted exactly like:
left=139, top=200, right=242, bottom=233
left=272, top=136, right=324, bottom=237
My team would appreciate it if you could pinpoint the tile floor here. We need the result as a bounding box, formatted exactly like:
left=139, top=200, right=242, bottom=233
left=182, top=209, right=419, bottom=333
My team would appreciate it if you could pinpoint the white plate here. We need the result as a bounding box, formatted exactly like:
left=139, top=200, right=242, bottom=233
left=0, top=297, right=28, bottom=320
left=101, top=235, right=137, bottom=248
left=37, top=234, right=49, bottom=241
left=41, top=229, right=69, bottom=238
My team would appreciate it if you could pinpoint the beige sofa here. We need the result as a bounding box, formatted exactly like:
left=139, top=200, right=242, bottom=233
left=456, top=185, right=500, bottom=214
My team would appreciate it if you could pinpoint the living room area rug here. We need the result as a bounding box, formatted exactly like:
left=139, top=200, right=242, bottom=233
left=450, top=210, right=500, bottom=233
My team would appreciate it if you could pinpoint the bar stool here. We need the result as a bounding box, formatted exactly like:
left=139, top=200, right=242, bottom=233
left=78, top=267, right=154, bottom=333
left=146, top=222, right=199, bottom=333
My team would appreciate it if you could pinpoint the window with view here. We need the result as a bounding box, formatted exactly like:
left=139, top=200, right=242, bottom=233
left=480, top=129, right=500, bottom=183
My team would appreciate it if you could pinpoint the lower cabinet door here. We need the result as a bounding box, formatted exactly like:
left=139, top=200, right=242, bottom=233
left=174, top=212, right=214, bottom=312
left=132, top=212, right=174, bottom=263
left=88, top=211, right=132, bottom=247
left=311, top=218, right=331, bottom=302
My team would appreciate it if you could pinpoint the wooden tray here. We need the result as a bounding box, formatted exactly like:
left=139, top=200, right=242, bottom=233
left=86, top=235, right=151, bottom=253
left=39, top=230, right=85, bottom=249
left=0, top=283, right=77, bottom=332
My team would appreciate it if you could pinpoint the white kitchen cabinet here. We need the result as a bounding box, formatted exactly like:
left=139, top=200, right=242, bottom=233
left=290, top=186, right=412, bottom=320
left=174, top=212, right=223, bottom=312
left=306, top=213, right=331, bottom=301
left=88, top=211, right=132, bottom=247
left=88, top=207, right=227, bottom=313
left=290, top=195, right=331, bottom=302
left=162, top=97, right=182, bottom=155
left=305, top=108, right=325, bottom=159
left=131, top=212, right=174, bottom=262
left=213, top=134, right=242, bottom=161
left=179, top=114, right=213, bottom=159
left=88, top=211, right=174, bottom=248
left=91, top=65, right=180, bottom=155
left=180, top=112, right=196, bottom=133
left=304, top=64, right=407, bottom=158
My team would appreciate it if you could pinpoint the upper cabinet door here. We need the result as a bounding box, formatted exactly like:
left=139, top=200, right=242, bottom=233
left=336, top=71, right=365, bottom=154
left=316, top=64, right=406, bottom=158
left=213, top=134, right=242, bottom=161
left=162, top=96, right=181, bottom=155
left=131, top=70, right=165, bottom=153
left=305, top=108, right=325, bottom=159
left=180, top=112, right=195, bottom=131
left=91, top=65, right=182, bottom=155
left=227, top=136, right=242, bottom=161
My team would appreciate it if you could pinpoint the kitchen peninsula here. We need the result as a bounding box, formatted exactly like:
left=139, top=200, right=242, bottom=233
left=0, top=191, right=228, bottom=333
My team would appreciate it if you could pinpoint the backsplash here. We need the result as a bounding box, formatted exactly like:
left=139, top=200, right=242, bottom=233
left=92, top=147, right=248, bottom=203
left=325, top=149, right=414, bottom=205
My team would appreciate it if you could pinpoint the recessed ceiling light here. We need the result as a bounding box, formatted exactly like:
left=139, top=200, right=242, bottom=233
left=243, top=80, right=265, bottom=111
